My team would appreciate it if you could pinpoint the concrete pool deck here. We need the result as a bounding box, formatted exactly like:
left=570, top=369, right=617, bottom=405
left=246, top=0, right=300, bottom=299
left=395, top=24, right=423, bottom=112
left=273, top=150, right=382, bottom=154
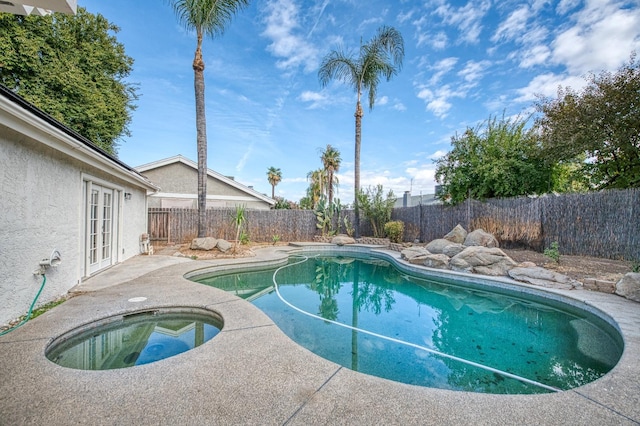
left=1, top=244, right=639, bottom=425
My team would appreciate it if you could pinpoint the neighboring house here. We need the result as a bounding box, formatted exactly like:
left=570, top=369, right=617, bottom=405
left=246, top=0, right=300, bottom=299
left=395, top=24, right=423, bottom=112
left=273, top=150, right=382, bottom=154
left=394, top=191, right=440, bottom=208
left=0, top=85, right=158, bottom=326
left=0, top=0, right=76, bottom=15
left=136, top=155, right=275, bottom=210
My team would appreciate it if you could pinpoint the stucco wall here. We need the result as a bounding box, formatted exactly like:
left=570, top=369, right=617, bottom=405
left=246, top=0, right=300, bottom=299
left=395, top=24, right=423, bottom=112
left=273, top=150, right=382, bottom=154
left=142, top=162, right=272, bottom=210
left=0, top=126, right=148, bottom=326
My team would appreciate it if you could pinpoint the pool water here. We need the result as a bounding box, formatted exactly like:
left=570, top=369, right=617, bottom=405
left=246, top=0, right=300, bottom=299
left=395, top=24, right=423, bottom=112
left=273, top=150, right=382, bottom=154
left=195, top=253, right=623, bottom=394
left=46, top=309, right=222, bottom=370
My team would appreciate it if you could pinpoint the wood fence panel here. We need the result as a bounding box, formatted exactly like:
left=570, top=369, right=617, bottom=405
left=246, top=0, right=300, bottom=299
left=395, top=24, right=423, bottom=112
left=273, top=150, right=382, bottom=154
left=148, top=188, right=640, bottom=260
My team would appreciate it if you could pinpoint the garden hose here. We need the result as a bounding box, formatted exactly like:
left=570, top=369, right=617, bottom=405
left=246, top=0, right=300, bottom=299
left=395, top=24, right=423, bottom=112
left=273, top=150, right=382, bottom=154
left=0, top=274, right=47, bottom=337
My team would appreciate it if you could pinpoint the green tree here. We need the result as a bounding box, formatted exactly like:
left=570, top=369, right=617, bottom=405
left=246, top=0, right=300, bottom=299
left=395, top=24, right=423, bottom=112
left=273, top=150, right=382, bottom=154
left=357, top=184, right=395, bottom=238
left=320, top=144, right=342, bottom=206
left=434, top=114, right=552, bottom=204
left=305, top=168, right=327, bottom=209
left=168, top=0, right=249, bottom=238
left=318, top=25, right=404, bottom=238
left=535, top=53, right=640, bottom=189
left=266, top=166, right=282, bottom=199
left=0, top=8, right=136, bottom=154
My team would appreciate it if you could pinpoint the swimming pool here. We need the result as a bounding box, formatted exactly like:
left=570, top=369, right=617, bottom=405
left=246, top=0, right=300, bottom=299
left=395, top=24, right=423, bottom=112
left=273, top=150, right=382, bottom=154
left=193, top=250, right=623, bottom=394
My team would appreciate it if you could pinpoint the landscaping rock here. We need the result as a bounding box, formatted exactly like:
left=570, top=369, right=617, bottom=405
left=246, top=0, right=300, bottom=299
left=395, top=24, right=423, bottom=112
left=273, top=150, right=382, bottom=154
left=401, top=247, right=431, bottom=265
left=332, top=234, right=356, bottom=245
left=191, top=237, right=218, bottom=251
left=450, top=246, right=516, bottom=276
left=426, top=238, right=457, bottom=254
left=423, top=253, right=450, bottom=269
left=615, top=273, right=640, bottom=302
left=508, top=266, right=582, bottom=290
left=216, top=239, right=233, bottom=253
left=442, top=243, right=465, bottom=258
left=463, top=229, right=499, bottom=248
left=443, top=224, right=467, bottom=244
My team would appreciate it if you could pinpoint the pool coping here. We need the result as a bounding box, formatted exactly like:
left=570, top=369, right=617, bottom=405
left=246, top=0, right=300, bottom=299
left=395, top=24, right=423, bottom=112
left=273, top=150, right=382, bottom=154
left=1, top=244, right=639, bottom=425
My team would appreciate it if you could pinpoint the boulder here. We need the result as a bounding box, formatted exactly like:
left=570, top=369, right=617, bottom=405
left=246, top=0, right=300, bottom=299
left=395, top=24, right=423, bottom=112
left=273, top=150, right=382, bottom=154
left=423, top=253, right=450, bottom=270
left=401, top=247, right=431, bottom=265
left=191, top=237, right=218, bottom=251
left=450, top=246, right=517, bottom=276
left=508, top=266, right=582, bottom=290
left=442, top=243, right=465, bottom=258
left=332, top=234, right=356, bottom=246
left=615, top=273, right=640, bottom=302
left=443, top=224, right=467, bottom=244
left=426, top=238, right=457, bottom=255
left=216, top=239, right=233, bottom=253
left=463, top=229, right=499, bottom=248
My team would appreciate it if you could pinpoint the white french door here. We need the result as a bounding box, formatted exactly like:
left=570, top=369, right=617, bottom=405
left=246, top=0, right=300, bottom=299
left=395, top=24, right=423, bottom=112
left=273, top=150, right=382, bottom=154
left=84, top=181, right=119, bottom=276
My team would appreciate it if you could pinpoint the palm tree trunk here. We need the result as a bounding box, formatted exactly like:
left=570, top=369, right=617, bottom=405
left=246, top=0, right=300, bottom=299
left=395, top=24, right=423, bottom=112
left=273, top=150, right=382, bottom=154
left=194, top=31, right=207, bottom=238
left=354, top=101, right=363, bottom=238
left=328, top=170, right=334, bottom=206
left=271, top=184, right=275, bottom=199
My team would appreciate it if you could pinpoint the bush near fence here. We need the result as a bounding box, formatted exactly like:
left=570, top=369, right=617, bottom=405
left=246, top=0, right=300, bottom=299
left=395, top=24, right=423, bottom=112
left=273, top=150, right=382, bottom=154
left=148, top=188, right=639, bottom=261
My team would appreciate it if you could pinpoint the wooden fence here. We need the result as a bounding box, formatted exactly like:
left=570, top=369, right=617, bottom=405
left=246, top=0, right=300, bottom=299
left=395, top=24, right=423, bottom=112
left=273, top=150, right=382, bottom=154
left=148, top=188, right=639, bottom=260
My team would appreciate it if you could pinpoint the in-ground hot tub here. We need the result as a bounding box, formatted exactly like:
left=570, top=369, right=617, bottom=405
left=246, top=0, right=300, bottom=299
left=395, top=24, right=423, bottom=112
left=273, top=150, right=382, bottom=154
left=46, top=307, right=223, bottom=370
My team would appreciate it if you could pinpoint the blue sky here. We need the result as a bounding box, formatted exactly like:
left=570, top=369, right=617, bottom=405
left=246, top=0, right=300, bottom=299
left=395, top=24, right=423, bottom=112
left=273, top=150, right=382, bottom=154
left=80, top=0, right=639, bottom=204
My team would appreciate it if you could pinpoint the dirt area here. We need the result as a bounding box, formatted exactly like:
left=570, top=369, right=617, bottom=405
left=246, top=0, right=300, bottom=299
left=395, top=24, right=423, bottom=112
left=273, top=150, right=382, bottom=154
left=502, top=248, right=632, bottom=284
left=156, top=242, right=635, bottom=285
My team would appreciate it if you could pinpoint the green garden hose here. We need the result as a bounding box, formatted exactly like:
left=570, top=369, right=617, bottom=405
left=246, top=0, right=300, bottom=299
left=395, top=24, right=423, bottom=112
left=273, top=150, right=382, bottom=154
left=0, top=274, right=47, bottom=336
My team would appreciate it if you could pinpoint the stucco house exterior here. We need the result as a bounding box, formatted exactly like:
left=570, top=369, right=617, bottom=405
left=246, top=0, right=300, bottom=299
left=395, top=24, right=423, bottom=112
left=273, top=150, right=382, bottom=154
left=0, top=85, right=158, bottom=326
left=136, top=155, right=275, bottom=210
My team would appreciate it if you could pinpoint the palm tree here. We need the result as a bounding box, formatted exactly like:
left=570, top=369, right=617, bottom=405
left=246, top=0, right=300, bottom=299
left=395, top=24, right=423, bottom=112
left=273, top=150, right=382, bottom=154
left=318, top=26, right=404, bottom=238
left=306, top=168, right=327, bottom=209
left=168, top=0, right=249, bottom=238
left=266, top=166, right=282, bottom=199
left=320, top=144, right=341, bottom=206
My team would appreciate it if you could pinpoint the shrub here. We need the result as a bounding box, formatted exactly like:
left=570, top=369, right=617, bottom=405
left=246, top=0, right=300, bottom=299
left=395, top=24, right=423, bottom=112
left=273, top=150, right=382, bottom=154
left=384, top=221, right=404, bottom=243
left=544, top=241, right=560, bottom=263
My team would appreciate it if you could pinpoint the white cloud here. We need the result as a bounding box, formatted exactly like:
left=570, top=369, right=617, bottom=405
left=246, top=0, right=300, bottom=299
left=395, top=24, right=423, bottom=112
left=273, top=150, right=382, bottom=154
left=551, top=0, right=640, bottom=75
left=418, top=31, right=448, bottom=49
left=514, top=73, right=585, bottom=102
left=299, top=90, right=329, bottom=109
left=458, top=60, right=491, bottom=83
left=393, top=102, right=407, bottom=112
left=428, top=150, right=448, bottom=160
left=428, top=57, right=459, bottom=85
left=236, top=143, right=254, bottom=172
left=556, top=0, right=581, bottom=15
left=261, top=0, right=319, bottom=73
left=491, top=5, right=530, bottom=43
left=519, top=44, right=551, bottom=68
left=377, top=96, right=389, bottom=106
left=433, top=0, right=492, bottom=44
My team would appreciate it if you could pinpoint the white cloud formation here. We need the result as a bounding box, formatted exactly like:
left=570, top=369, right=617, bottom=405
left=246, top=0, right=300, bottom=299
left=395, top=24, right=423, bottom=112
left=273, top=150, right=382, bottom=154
left=261, top=0, right=319, bottom=73
left=458, top=60, right=491, bottom=83
left=433, top=0, right=492, bottom=44
left=491, top=5, right=530, bottom=43
left=428, top=57, right=459, bottom=85
left=515, top=73, right=585, bottom=102
left=518, top=44, right=551, bottom=68
left=551, top=0, right=640, bottom=75
left=299, top=90, right=329, bottom=109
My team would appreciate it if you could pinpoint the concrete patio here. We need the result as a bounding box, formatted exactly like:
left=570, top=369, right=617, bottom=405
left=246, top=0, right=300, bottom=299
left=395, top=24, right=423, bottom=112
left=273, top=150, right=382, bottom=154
left=1, top=245, right=639, bottom=425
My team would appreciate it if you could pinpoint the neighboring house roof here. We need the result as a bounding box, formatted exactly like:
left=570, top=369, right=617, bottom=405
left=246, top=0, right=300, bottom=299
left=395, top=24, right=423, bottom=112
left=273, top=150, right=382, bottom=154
left=135, top=155, right=275, bottom=206
left=0, top=0, right=76, bottom=15
left=0, top=84, right=159, bottom=192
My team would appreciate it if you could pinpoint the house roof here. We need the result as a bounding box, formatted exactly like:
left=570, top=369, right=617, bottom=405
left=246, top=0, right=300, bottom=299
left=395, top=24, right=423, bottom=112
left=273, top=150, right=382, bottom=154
left=0, top=84, right=159, bottom=192
left=0, top=0, right=76, bottom=15
left=135, top=155, right=276, bottom=206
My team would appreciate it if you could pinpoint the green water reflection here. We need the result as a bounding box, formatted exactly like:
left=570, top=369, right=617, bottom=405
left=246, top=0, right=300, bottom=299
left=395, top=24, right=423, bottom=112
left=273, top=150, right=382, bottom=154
left=195, top=254, right=622, bottom=394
